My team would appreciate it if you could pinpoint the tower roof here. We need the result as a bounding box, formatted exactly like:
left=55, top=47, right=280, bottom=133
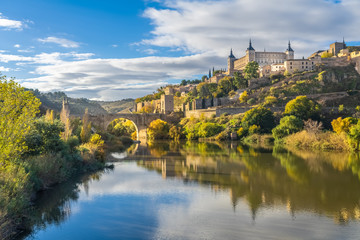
left=287, top=41, right=294, bottom=52
left=247, top=39, right=255, bottom=51
left=229, top=48, right=235, bottom=58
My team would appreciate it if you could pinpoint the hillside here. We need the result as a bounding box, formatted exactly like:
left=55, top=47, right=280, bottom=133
left=95, top=99, right=135, bottom=113
left=30, top=90, right=107, bottom=115
left=245, top=64, right=360, bottom=108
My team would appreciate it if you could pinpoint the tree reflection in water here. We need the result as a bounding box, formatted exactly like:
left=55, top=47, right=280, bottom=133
left=139, top=141, right=360, bottom=224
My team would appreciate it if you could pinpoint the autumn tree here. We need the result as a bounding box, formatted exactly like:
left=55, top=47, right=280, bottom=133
left=147, top=119, right=170, bottom=140
left=80, top=108, right=92, bottom=143
left=0, top=78, right=41, bottom=160
left=284, top=96, right=321, bottom=120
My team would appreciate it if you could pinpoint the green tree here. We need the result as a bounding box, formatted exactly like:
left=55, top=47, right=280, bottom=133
left=233, top=71, right=247, bottom=89
left=197, top=122, right=223, bottom=138
left=241, top=106, right=275, bottom=133
left=0, top=78, right=41, bottom=160
left=218, top=77, right=232, bottom=95
left=284, top=96, right=321, bottom=120
left=244, top=61, right=259, bottom=80
left=169, top=125, right=182, bottom=141
left=272, top=115, right=303, bottom=139
left=197, top=82, right=212, bottom=98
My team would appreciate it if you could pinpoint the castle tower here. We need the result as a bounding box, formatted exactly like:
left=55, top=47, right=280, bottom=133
left=246, top=39, right=256, bottom=62
left=285, top=41, right=294, bottom=60
left=227, top=48, right=236, bottom=75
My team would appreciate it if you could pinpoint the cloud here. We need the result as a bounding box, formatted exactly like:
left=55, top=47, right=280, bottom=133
left=14, top=44, right=20, bottom=48
left=0, top=13, right=23, bottom=30
left=38, top=37, right=80, bottom=48
left=0, top=66, right=10, bottom=72
left=141, top=0, right=360, bottom=57
left=18, top=52, right=221, bottom=100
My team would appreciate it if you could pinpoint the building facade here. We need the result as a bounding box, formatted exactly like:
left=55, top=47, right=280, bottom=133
left=227, top=40, right=295, bottom=74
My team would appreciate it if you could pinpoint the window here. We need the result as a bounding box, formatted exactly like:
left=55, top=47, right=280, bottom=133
left=290, top=66, right=292, bottom=69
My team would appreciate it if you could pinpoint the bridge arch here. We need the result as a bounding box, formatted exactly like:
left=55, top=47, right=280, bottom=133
left=88, top=113, right=169, bottom=141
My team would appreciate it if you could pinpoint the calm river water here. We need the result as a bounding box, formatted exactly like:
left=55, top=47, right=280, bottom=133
left=20, top=141, right=360, bottom=240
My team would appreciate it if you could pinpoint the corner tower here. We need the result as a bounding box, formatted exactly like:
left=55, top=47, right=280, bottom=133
left=227, top=48, right=236, bottom=75
left=285, top=41, right=294, bottom=60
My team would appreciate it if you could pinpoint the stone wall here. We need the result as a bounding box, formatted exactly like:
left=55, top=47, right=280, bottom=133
left=185, top=109, right=216, bottom=118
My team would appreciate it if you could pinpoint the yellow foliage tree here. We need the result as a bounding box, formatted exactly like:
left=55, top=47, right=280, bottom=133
left=331, top=117, right=358, bottom=135
left=0, top=78, right=41, bottom=160
left=239, top=91, right=249, bottom=103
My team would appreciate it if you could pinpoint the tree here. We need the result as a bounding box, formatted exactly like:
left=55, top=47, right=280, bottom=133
left=218, top=77, right=232, bottom=95
left=201, top=75, right=208, bottom=82
left=0, top=78, right=41, bottom=160
left=331, top=117, right=358, bottom=135
left=197, top=122, right=223, bottom=138
left=239, top=91, right=249, bottom=103
left=241, top=106, right=275, bottom=133
left=169, top=125, right=182, bottom=141
left=80, top=108, right=92, bottom=143
left=233, top=72, right=247, bottom=89
left=284, top=96, right=321, bottom=120
left=272, top=115, right=303, bottom=139
left=321, top=51, right=333, bottom=58
left=147, top=119, right=170, bottom=140
left=197, top=82, right=212, bottom=98
left=244, top=61, right=259, bottom=80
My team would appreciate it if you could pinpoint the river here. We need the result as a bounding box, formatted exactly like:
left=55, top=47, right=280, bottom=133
left=19, top=141, right=360, bottom=239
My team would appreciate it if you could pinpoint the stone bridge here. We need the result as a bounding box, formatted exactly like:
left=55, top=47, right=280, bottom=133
left=89, top=113, right=171, bottom=141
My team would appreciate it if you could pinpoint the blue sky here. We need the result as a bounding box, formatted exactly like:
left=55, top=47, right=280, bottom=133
left=0, top=0, right=360, bottom=100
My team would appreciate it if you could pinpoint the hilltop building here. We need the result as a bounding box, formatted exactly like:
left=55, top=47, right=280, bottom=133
left=227, top=40, right=295, bottom=75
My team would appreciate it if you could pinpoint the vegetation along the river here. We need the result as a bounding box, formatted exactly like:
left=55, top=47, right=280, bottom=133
left=0, top=76, right=133, bottom=239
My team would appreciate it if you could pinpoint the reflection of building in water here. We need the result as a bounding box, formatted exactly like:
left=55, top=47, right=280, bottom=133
left=162, top=160, right=176, bottom=179
left=137, top=143, right=360, bottom=224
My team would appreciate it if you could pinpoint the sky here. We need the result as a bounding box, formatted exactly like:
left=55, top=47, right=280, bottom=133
left=0, top=0, right=360, bottom=101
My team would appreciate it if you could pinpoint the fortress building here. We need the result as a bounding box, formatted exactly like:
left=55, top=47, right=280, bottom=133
left=227, top=40, right=294, bottom=75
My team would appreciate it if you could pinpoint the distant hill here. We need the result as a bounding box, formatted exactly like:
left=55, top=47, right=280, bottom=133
left=29, top=90, right=106, bottom=115
left=29, top=89, right=135, bottom=115
left=95, top=99, right=135, bottom=114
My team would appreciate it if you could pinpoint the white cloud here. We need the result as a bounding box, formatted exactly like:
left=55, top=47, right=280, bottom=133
left=0, top=13, right=23, bottom=30
left=14, top=44, right=20, bottom=48
left=38, top=37, right=80, bottom=48
left=18, top=52, right=221, bottom=100
left=0, top=66, right=10, bottom=72
left=140, top=0, right=360, bottom=57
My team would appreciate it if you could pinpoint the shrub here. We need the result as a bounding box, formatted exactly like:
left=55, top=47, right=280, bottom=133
left=239, top=91, right=249, bottom=103
left=119, top=136, right=134, bottom=145
left=248, top=125, right=261, bottom=135
left=247, top=98, right=255, bottom=105
left=241, top=106, right=275, bottom=133
left=147, top=119, right=170, bottom=140
left=331, top=117, right=358, bottom=135
left=272, top=115, right=303, bottom=140
left=215, top=131, right=229, bottom=141
left=264, top=96, right=277, bottom=106
left=89, top=133, right=104, bottom=147
left=198, top=122, right=223, bottom=138
left=284, top=96, right=320, bottom=120
left=169, top=125, right=182, bottom=141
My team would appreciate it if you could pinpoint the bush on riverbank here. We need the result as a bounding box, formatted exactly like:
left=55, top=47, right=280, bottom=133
left=285, top=130, right=349, bottom=151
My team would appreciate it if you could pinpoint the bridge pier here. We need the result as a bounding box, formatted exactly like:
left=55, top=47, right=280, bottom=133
left=138, top=128, right=147, bottom=141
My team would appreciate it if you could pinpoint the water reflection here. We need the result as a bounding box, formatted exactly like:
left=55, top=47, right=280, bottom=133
left=19, top=141, right=360, bottom=239
left=139, top=141, right=360, bottom=224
